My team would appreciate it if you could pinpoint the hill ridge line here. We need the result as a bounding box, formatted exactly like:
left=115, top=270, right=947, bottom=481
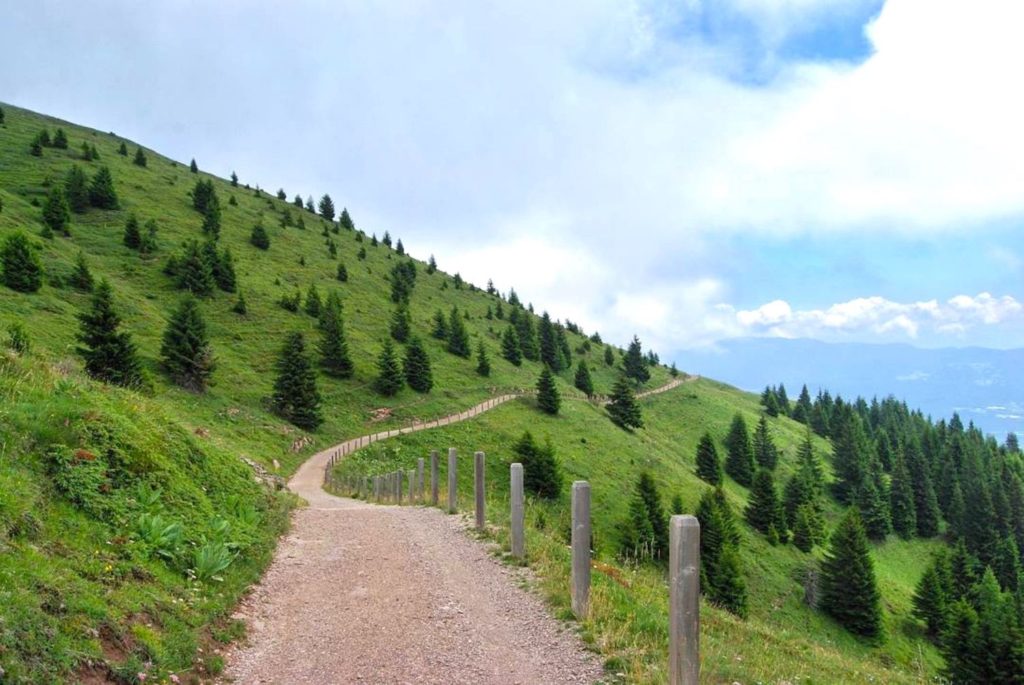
left=289, top=375, right=694, bottom=504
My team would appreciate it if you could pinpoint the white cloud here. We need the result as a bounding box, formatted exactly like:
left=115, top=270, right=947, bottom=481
left=730, top=293, right=1022, bottom=342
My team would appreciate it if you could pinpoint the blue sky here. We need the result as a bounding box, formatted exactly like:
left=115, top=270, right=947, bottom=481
left=1, top=0, right=1021, bottom=357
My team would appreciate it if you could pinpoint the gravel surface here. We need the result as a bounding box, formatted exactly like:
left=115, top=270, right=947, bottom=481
left=222, top=495, right=603, bottom=684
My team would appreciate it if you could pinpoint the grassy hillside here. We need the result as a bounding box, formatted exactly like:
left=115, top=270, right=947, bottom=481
left=332, top=380, right=946, bottom=683
left=0, top=102, right=670, bottom=682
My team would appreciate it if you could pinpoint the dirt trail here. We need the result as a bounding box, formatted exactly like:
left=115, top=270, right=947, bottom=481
left=223, top=378, right=693, bottom=684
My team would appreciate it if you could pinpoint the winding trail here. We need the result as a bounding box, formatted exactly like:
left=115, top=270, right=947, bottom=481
left=223, top=377, right=692, bottom=684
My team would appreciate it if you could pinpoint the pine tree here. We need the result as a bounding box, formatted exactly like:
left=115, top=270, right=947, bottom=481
left=1, top=232, right=43, bottom=293
left=403, top=336, right=433, bottom=393
left=475, top=341, right=491, bottom=377
left=724, top=413, right=754, bottom=487
left=696, top=487, right=747, bottom=616
left=832, top=408, right=870, bottom=504
left=431, top=309, right=449, bottom=340
left=190, top=158, right=198, bottom=173
left=212, top=247, right=236, bottom=292
left=636, top=472, right=669, bottom=560
left=446, top=306, right=471, bottom=357
left=573, top=360, right=594, bottom=396
left=118, top=142, right=128, bottom=156
left=76, top=280, right=142, bottom=387
left=201, top=202, right=221, bottom=239
left=536, top=366, right=560, bottom=415
left=133, top=147, right=147, bottom=167
left=69, top=251, right=94, bottom=292
left=695, top=432, right=723, bottom=485
left=175, top=240, right=214, bottom=296
left=820, top=508, right=883, bottom=639
left=792, top=504, right=820, bottom=552
left=271, top=332, right=322, bottom=430
left=513, top=431, right=562, bottom=500
left=331, top=261, right=347, bottom=282
left=856, top=469, right=892, bottom=541
left=123, top=214, right=142, bottom=249
left=373, top=340, right=404, bottom=396
left=501, top=326, right=522, bottom=366
left=607, top=375, right=643, bottom=429
left=64, top=165, right=90, bottom=213
left=604, top=345, right=614, bottom=366
left=905, top=436, right=941, bottom=537
left=160, top=297, right=215, bottom=391
left=52, top=128, right=68, bottom=149
left=911, top=551, right=952, bottom=640
left=889, top=450, right=917, bottom=539
left=390, top=303, right=411, bottom=343
left=0, top=106, right=5, bottom=125
left=230, top=171, right=238, bottom=187
left=538, top=312, right=562, bottom=371
left=29, top=135, right=43, bottom=156
left=304, top=284, right=322, bottom=318
left=746, top=469, right=786, bottom=543
left=250, top=223, right=270, bottom=250
left=514, top=311, right=539, bottom=361
left=623, top=335, right=650, bottom=384
left=38, top=129, right=51, bottom=147
left=318, top=297, right=353, bottom=378
left=762, top=386, right=780, bottom=416
left=752, top=414, right=779, bottom=470
left=231, top=291, right=247, bottom=315
left=88, top=166, right=119, bottom=209
left=942, top=599, right=981, bottom=684
left=318, top=194, right=335, bottom=221
left=42, top=186, right=72, bottom=236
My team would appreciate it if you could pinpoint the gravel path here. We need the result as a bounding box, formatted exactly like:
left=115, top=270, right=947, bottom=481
left=223, top=378, right=693, bottom=684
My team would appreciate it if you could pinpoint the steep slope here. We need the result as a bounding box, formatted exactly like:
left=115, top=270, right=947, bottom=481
left=0, top=103, right=668, bottom=682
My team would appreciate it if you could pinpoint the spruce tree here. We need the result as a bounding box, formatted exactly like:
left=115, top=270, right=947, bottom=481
left=403, top=336, right=433, bottom=393
left=573, top=360, right=594, bottom=397
left=0, top=105, right=5, bottom=125
left=69, top=251, right=94, bottom=292
left=431, top=309, right=449, bottom=340
left=621, top=489, right=657, bottom=561
left=942, top=599, right=981, bottom=684
left=318, top=194, right=335, bottom=221
left=118, top=142, right=128, bottom=156
left=514, top=311, right=539, bottom=361
left=250, top=223, right=270, bottom=249
left=604, top=345, right=614, bottom=366
left=133, top=147, right=147, bottom=167
left=724, top=413, right=754, bottom=487
left=752, top=414, right=778, bottom=470
left=373, top=340, right=404, bottom=396
left=231, top=291, right=247, bottom=315
left=538, top=312, right=561, bottom=371
left=390, top=303, right=411, bottom=342
left=820, top=508, right=883, bottom=639
left=318, top=297, right=353, bottom=378
left=636, top=472, right=669, bottom=560
left=913, top=553, right=952, bottom=640
left=175, top=240, right=214, bottom=296
left=304, top=284, right=322, bottom=318
left=695, top=432, right=723, bottom=485
left=857, top=467, right=892, bottom=541
left=30, top=135, right=43, bottom=156
left=501, top=326, right=522, bottom=366
left=623, top=335, right=650, bottom=384
left=446, top=306, right=471, bottom=357
left=336, top=262, right=348, bottom=282
left=88, top=166, right=119, bottom=209
left=696, top=487, right=748, bottom=617
left=792, top=504, right=819, bottom=552
left=230, top=171, right=238, bottom=187
left=212, top=247, right=236, bottom=292
left=160, top=296, right=214, bottom=391
left=475, top=341, right=491, bottom=377
left=38, top=129, right=51, bottom=147
left=123, top=214, right=142, bottom=249
left=76, top=280, right=142, bottom=387
left=1, top=232, right=43, bottom=293
left=513, top=431, right=562, bottom=499
left=889, top=451, right=917, bottom=539
left=52, top=128, right=68, bottom=149
left=340, top=207, right=355, bottom=231
left=536, top=365, right=560, bottom=415
left=190, top=158, right=198, bottom=173
left=271, top=332, right=322, bottom=430
left=746, top=469, right=786, bottom=543
left=904, top=436, right=941, bottom=537
left=832, top=408, right=871, bottom=504
left=64, top=165, right=90, bottom=213
left=42, top=186, right=72, bottom=236
left=607, top=375, right=643, bottom=429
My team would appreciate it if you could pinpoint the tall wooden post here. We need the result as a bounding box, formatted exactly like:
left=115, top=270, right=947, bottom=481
left=417, top=458, right=425, bottom=503
left=430, top=450, right=439, bottom=506
left=474, top=451, right=486, bottom=530
left=571, top=481, right=591, bottom=619
left=669, top=515, right=700, bottom=685
left=510, top=463, right=525, bottom=560
left=447, top=448, right=458, bottom=514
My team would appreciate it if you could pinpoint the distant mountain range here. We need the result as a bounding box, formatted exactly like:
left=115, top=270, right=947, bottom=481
left=684, top=338, right=1023, bottom=441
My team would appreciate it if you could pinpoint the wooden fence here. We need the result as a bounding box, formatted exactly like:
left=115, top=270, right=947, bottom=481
left=328, top=451, right=702, bottom=685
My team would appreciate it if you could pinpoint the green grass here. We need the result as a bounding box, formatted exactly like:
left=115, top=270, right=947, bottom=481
left=0, top=102, right=665, bottom=682
left=333, top=381, right=945, bottom=683
left=0, top=102, right=941, bottom=683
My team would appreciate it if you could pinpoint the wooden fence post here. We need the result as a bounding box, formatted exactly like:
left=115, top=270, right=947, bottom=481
left=396, top=471, right=403, bottom=505
left=408, top=470, right=415, bottom=505
left=430, top=450, right=439, bottom=506
left=510, top=463, right=525, bottom=560
left=571, top=481, right=591, bottom=619
left=417, top=458, right=425, bottom=503
left=669, top=515, right=700, bottom=685
left=474, top=451, right=485, bottom=530
left=447, top=448, right=458, bottom=514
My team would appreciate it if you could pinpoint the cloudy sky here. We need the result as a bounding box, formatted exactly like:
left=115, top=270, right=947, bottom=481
left=3, top=0, right=1022, bottom=358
